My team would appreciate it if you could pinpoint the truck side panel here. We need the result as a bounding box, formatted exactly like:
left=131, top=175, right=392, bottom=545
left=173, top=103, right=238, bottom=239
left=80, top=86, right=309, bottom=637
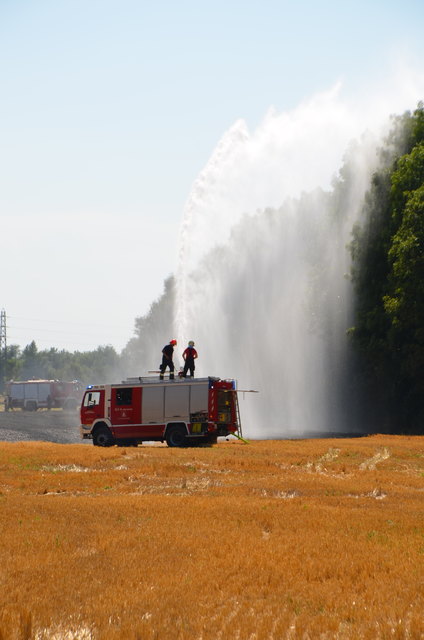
left=140, top=386, right=166, bottom=438
left=165, top=385, right=189, bottom=419
left=23, top=383, right=40, bottom=402
left=189, top=384, right=208, bottom=415
left=36, top=383, right=51, bottom=403
left=142, top=387, right=165, bottom=422
left=12, top=384, right=25, bottom=400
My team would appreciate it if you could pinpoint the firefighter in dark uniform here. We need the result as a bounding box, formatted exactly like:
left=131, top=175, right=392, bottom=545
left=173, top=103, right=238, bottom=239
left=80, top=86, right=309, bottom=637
left=160, top=339, right=177, bottom=380
left=182, top=341, right=198, bottom=377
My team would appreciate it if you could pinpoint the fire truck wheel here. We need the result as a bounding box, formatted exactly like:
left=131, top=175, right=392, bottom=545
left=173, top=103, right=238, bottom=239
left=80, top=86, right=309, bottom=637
left=93, top=426, right=115, bottom=447
left=166, top=425, right=187, bottom=448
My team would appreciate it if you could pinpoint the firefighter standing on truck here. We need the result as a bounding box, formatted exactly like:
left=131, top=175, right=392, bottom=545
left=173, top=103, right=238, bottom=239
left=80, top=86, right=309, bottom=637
left=182, top=341, right=198, bottom=377
left=160, top=339, right=177, bottom=380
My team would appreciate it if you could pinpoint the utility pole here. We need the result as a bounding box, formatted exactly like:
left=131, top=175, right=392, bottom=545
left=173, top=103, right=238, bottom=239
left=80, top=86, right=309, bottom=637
left=0, top=309, right=6, bottom=390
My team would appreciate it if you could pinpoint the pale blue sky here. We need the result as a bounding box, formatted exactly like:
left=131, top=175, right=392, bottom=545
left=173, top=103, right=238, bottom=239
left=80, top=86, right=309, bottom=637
left=1, top=0, right=423, bottom=351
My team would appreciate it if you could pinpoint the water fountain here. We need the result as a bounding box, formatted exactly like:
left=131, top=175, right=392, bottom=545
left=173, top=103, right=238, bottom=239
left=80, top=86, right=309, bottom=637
left=175, top=86, right=384, bottom=438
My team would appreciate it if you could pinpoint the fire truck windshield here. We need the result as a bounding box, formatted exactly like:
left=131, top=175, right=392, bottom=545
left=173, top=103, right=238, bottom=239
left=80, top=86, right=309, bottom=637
left=84, top=391, right=101, bottom=407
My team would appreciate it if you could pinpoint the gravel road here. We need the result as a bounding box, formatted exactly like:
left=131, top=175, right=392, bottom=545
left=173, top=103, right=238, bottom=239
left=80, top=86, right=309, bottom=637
left=0, top=410, right=87, bottom=444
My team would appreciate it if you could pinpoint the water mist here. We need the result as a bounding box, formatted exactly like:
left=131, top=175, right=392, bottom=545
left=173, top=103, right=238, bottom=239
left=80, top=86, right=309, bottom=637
left=175, top=86, right=386, bottom=438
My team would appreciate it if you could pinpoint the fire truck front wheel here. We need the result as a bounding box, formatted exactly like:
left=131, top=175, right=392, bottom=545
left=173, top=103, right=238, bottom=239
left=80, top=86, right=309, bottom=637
left=93, top=425, right=115, bottom=447
left=166, top=425, right=187, bottom=448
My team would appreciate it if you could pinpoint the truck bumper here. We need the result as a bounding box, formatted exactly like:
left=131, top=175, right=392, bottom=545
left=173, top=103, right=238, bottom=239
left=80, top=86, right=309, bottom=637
left=80, top=425, right=93, bottom=439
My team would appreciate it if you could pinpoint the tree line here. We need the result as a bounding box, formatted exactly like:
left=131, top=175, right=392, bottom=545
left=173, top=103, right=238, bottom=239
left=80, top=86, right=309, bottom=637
left=349, top=102, right=424, bottom=432
left=0, top=340, right=124, bottom=388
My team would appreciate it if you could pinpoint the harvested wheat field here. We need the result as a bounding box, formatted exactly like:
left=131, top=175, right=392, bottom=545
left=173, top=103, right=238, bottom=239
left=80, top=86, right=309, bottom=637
left=0, top=435, right=423, bottom=639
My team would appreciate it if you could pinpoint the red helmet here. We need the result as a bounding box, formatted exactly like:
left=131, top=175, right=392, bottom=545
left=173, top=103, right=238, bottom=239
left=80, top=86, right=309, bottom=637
left=170, top=339, right=177, bottom=346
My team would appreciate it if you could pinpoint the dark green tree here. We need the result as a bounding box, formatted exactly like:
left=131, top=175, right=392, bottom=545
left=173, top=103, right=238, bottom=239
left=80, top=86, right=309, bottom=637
left=383, top=183, right=424, bottom=427
left=20, top=341, right=40, bottom=380
left=4, top=345, right=22, bottom=381
left=349, top=103, right=424, bottom=431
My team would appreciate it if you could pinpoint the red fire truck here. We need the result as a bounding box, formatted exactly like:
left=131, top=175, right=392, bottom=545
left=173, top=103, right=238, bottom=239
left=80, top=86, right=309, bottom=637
left=80, top=376, right=242, bottom=447
left=5, top=379, right=83, bottom=412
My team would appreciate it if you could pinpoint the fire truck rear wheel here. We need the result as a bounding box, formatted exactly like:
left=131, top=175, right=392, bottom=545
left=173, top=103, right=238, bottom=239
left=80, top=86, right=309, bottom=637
left=93, top=426, right=115, bottom=447
left=166, top=425, right=187, bottom=448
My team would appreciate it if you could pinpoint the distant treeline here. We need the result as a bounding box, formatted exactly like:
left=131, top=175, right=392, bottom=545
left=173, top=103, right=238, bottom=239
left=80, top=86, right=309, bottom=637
left=0, top=341, right=123, bottom=387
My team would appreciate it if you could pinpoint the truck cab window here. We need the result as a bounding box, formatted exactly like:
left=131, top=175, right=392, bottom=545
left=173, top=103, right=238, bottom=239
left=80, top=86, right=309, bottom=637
left=84, top=392, right=100, bottom=407
left=115, top=388, right=132, bottom=405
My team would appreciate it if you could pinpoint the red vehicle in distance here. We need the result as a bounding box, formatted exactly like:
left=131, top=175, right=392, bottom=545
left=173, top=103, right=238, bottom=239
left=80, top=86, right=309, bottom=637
left=5, top=379, right=83, bottom=412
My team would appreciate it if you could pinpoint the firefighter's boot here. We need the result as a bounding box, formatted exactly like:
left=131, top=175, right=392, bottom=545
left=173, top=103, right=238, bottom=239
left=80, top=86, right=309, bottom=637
left=159, top=373, right=164, bottom=380
left=170, top=373, right=175, bottom=380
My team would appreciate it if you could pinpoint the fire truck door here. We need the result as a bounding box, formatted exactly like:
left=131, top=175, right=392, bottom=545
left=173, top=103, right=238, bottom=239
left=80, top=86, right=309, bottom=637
left=110, top=387, right=142, bottom=438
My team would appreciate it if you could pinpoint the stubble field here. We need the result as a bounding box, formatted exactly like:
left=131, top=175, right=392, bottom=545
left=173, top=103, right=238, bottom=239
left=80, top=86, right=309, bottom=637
left=0, top=434, right=423, bottom=639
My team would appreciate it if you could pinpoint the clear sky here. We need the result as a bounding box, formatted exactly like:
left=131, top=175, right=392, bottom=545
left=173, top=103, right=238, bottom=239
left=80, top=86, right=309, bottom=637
left=1, top=0, right=423, bottom=353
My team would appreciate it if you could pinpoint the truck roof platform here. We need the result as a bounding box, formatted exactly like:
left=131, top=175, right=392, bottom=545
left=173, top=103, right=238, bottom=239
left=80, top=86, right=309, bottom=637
left=120, top=376, right=220, bottom=386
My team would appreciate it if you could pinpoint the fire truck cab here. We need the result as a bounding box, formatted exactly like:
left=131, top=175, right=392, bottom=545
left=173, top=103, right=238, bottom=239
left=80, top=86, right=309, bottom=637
left=80, top=376, right=241, bottom=447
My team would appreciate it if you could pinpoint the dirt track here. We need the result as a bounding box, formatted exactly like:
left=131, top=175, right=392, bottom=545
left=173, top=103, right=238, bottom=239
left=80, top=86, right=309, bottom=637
left=0, top=409, right=85, bottom=444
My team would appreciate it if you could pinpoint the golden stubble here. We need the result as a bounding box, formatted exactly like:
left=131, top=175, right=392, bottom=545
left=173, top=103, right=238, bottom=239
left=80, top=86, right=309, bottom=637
left=0, top=435, right=423, bottom=639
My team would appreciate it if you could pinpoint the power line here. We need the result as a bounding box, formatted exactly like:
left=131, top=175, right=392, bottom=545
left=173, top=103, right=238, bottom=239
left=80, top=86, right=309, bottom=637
left=7, top=336, right=123, bottom=349
left=7, top=324, right=131, bottom=338
left=4, top=312, right=137, bottom=351
left=6, top=328, right=131, bottom=349
left=7, top=314, right=135, bottom=330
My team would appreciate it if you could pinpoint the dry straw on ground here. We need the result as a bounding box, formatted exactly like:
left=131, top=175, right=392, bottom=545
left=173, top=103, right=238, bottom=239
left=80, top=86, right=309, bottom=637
left=0, top=435, right=423, bottom=639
